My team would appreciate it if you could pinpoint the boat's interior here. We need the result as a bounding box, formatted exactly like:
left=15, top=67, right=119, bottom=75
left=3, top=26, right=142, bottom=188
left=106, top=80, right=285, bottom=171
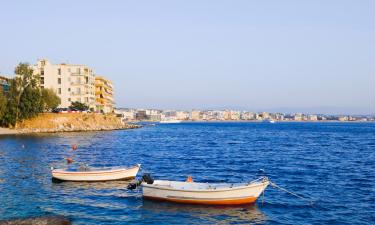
left=150, top=180, right=250, bottom=190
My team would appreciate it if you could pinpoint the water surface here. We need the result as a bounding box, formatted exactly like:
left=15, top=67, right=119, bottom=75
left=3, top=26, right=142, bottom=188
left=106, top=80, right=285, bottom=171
left=0, top=122, right=374, bottom=224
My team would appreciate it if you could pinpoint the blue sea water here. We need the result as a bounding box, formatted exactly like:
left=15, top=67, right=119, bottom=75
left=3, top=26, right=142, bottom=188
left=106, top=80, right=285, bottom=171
left=0, top=122, right=374, bottom=224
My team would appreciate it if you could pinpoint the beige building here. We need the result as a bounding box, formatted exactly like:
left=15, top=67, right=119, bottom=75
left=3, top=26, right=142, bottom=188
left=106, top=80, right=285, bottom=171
left=95, top=76, right=114, bottom=113
left=32, top=59, right=96, bottom=109
left=176, top=111, right=190, bottom=120
left=191, top=110, right=201, bottom=121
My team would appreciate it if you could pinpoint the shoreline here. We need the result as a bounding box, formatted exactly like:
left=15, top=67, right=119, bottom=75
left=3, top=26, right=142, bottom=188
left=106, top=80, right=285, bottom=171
left=0, top=127, right=19, bottom=135
left=134, top=120, right=374, bottom=123
left=0, top=125, right=141, bottom=136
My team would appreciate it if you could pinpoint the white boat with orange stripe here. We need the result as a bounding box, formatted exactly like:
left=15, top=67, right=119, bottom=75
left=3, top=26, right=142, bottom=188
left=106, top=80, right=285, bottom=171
left=141, top=176, right=269, bottom=205
left=51, top=164, right=141, bottom=182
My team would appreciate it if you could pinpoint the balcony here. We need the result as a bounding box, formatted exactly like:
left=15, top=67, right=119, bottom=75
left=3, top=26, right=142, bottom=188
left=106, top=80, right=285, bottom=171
left=71, top=82, right=93, bottom=86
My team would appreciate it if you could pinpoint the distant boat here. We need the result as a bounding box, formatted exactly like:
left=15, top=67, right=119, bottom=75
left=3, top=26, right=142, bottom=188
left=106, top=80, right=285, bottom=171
left=51, top=164, right=141, bottom=182
left=159, top=119, right=182, bottom=124
left=141, top=175, right=269, bottom=205
left=263, top=119, right=275, bottom=123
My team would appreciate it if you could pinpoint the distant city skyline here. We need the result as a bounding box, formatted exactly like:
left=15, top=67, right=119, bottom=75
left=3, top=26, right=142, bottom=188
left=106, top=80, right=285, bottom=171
left=1, top=1, right=374, bottom=114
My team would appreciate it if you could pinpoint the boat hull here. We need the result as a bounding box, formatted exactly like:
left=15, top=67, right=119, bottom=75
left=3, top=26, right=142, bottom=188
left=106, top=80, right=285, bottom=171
left=142, top=179, right=269, bottom=205
left=52, top=165, right=140, bottom=182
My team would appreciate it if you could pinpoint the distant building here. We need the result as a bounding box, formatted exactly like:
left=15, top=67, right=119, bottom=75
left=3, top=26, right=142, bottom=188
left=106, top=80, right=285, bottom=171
left=294, top=113, right=303, bottom=121
left=308, top=115, right=318, bottom=121
left=224, top=110, right=240, bottom=120
left=260, top=112, right=270, bottom=120
left=338, top=116, right=349, bottom=121
left=95, top=76, right=114, bottom=113
left=191, top=110, right=201, bottom=121
left=176, top=111, right=190, bottom=120
left=146, top=109, right=162, bottom=121
left=115, top=108, right=136, bottom=121
left=241, top=112, right=256, bottom=120
left=0, top=75, right=10, bottom=93
left=136, top=110, right=148, bottom=120
left=32, top=59, right=96, bottom=109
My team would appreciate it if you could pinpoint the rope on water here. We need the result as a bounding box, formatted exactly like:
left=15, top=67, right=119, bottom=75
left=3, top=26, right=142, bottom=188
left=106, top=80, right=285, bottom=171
left=269, top=181, right=315, bottom=206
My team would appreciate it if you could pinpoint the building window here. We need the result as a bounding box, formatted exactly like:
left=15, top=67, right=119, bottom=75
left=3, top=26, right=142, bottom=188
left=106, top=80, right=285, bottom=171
left=58, top=68, right=61, bottom=75
left=68, top=98, right=71, bottom=102
left=85, top=97, right=88, bottom=103
left=58, top=78, right=61, bottom=84
left=41, top=69, right=44, bottom=75
left=58, top=88, right=61, bottom=94
left=40, top=77, right=44, bottom=84
left=68, top=88, right=70, bottom=92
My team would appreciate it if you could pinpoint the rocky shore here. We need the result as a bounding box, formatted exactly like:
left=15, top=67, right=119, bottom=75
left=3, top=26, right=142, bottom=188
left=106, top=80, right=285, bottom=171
left=0, top=113, right=140, bottom=135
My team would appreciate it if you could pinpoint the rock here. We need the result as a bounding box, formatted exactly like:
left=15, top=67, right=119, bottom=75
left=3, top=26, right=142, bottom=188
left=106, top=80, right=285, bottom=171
left=0, top=215, right=71, bottom=225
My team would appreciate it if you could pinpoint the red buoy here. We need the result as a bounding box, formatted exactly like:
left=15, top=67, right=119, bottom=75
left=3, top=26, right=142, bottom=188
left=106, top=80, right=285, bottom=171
left=66, top=157, right=74, bottom=164
left=72, top=144, right=78, bottom=151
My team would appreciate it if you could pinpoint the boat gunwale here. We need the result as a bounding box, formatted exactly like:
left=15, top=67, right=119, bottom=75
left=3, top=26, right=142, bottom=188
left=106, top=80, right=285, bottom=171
left=52, top=165, right=140, bottom=175
left=142, top=180, right=269, bottom=193
left=52, top=176, right=136, bottom=182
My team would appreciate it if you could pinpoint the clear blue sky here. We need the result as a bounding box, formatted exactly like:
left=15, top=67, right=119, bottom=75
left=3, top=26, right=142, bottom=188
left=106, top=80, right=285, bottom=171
left=1, top=0, right=374, bottom=114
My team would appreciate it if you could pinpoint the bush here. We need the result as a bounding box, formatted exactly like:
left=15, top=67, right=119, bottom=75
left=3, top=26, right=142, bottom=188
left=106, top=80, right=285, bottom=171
left=69, top=101, right=89, bottom=111
left=41, top=88, right=61, bottom=111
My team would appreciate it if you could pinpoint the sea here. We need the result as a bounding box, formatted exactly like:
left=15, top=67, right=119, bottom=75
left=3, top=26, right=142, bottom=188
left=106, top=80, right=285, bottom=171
left=0, top=122, right=374, bottom=224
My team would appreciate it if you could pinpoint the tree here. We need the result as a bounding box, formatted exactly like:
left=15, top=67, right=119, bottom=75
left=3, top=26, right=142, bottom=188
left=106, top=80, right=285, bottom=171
left=0, top=79, right=17, bottom=127
left=0, top=87, right=7, bottom=119
left=13, top=63, right=40, bottom=125
left=70, top=101, right=89, bottom=111
left=41, top=88, right=61, bottom=111
left=19, top=86, right=43, bottom=119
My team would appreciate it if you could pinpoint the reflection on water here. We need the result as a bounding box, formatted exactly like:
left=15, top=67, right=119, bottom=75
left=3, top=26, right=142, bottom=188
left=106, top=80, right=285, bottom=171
left=142, top=200, right=267, bottom=224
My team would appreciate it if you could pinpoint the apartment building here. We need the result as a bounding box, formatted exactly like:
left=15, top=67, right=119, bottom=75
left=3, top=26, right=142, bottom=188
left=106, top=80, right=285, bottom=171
left=95, top=76, right=114, bottom=113
left=32, top=59, right=96, bottom=109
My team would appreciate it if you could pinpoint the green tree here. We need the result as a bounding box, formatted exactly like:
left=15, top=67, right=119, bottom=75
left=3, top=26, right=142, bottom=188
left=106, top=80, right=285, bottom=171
left=41, top=88, right=61, bottom=111
left=13, top=63, right=40, bottom=125
left=0, top=79, right=18, bottom=127
left=0, top=87, right=7, bottom=119
left=19, top=86, right=43, bottom=119
left=70, top=101, right=89, bottom=111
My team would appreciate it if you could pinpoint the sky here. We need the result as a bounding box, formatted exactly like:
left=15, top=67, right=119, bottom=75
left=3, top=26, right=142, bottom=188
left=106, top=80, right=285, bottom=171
left=0, top=0, right=374, bottom=114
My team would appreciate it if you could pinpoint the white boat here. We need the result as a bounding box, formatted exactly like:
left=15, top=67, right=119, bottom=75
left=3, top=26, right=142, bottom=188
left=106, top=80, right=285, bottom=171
left=141, top=177, right=269, bottom=205
left=159, top=119, right=182, bottom=124
left=263, top=119, right=275, bottom=123
left=51, top=164, right=141, bottom=182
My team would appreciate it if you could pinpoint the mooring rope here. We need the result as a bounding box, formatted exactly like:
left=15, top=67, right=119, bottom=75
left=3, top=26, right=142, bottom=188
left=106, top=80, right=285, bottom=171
left=269, top=181, right=315, bottom=206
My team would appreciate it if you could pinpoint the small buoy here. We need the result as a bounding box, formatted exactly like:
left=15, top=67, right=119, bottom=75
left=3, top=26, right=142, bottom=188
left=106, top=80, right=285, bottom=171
left=21, top=145, right=25, bottom=148
left=186, top=175, right=193, bottom=183
left=72, top=144, right=78, bottom=151
left=66, top=158, right=74, bottom=164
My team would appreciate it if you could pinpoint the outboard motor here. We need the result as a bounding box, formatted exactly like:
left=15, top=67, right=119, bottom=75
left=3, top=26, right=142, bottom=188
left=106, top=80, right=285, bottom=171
left=127, top=182, right=138, bottom=190
left=127, top=173, right=154, bottom=190
left=142, top=173, right=154, bottom=184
